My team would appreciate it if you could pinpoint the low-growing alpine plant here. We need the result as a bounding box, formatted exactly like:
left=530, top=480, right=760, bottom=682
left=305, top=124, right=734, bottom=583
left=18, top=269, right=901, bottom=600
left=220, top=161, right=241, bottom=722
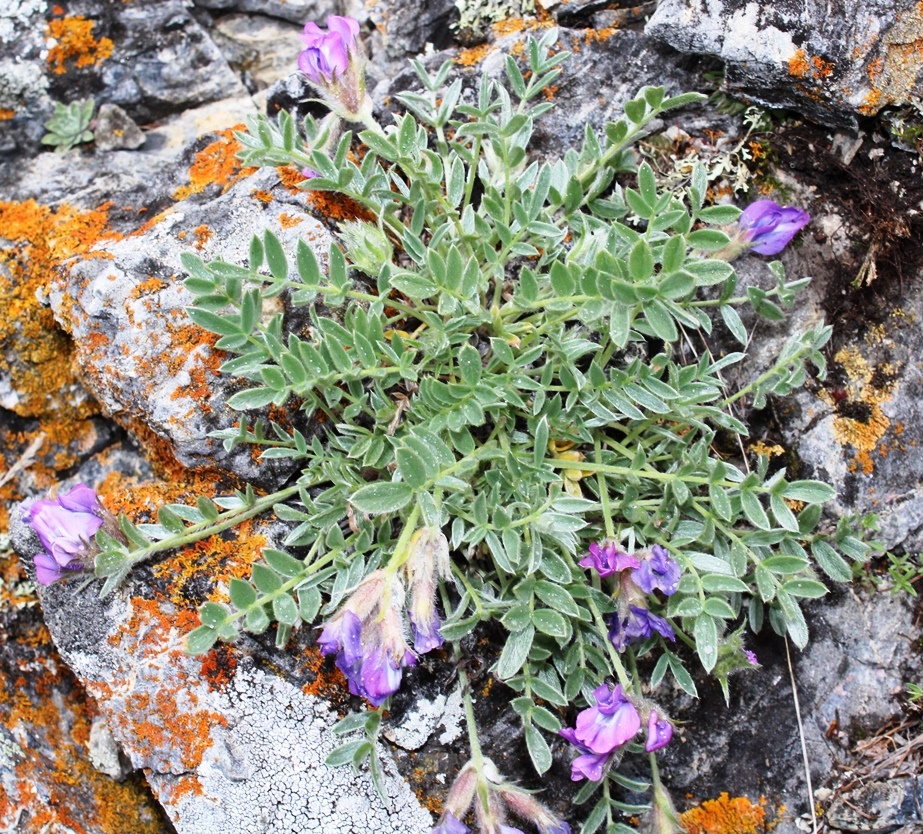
left=26, top=17, right=876, bottom=834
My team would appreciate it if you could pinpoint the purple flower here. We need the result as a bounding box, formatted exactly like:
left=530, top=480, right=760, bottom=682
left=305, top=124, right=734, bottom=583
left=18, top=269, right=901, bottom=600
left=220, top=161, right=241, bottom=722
left=632, top=545, right=681, bottom=596
left=431, top=813, right=469, bottom=834
left=579, top=541, right=640, bottom=578
left=409, top=612, right=444, bottom=654
left=558, top=728, right=611, bottom=781
left=301, top=167, right=319, bottom=180
left=560, top=684, right=640, bottom=782
left=745, top=649, right=759, bottom=666
left=298, top=16, right=359, bottom=84
left=738, top=200, right=810, bottom=255
left=573, top=684, right=640, bottom=754
left=608, top=606, right=675, bottom=652
left=644, top=709, right=673, bottom=752
left=317, top=572, right=414, bottom=706
left=23, top=483, right=105, bottom=585
left=33, top=552, right=83, bottom=585
left=361, top=646, right=411, bottom=707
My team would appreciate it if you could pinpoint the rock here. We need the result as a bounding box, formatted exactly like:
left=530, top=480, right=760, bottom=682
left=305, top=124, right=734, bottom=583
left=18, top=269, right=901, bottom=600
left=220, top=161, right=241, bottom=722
left=94, top=103, right=146, bottom=151
left=659, top=588, right=918, bottom=833
left=7, top=450, right=435, bottom=834
left=191, top=0, right=339, bottom=26
left=367, top=0, right=457, bottom=68
left=646, top=0, right=923, bottom=127
left=88, top=717, right=134, bottom=780
left=0, top=542, right=171, bottom=833
left=826, top=777, right=923, bottom=832
left=211, top=13, right=306, bottom=94
left=94, top=0, right=248, bottom=123
left=46, top=164, right=333, bottom=486
left=0, top=0, right=53, bottom=157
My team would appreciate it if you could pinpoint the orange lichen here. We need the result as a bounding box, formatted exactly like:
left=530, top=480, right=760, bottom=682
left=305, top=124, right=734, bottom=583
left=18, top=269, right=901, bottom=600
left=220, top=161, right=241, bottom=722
left=681, top=793, right=768, bottom=834
left=46, top=16, right=114, bottom=74
left=0, top=550, right=166, bottom=834
left=305, top=190, right=376, bottom=224
left=455, top=42, right=492, bottom=67
left=278, top=212, right=304, bottom=229
left=822, top=345, right=899, bottom=476
left=584, top=27, right=619, bottom=44
left=811, top=55, right=835, bottom=78
left=199, top=645, right=238, bottom=691
left=251, top=188, right=275, bottom=204
left=173, top=127, right=257, bottom=201
left=0, top=109, right=14, bottom=121
left=192, top=224, right=213, bottom=250
left=788, top=49, right=811, bottom=77
left=0, top=198, right=116, bottom=419
left=276, top=165, right=308, bottom=193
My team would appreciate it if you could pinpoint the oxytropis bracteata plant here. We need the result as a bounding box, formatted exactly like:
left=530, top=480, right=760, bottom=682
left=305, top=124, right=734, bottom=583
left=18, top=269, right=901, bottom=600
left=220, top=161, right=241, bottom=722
left=24, top=17, right=874, bottom=834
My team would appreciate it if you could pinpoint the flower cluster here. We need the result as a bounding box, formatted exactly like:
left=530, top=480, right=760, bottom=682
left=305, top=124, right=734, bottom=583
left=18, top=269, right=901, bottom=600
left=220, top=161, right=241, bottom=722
left=559, top=684, right=673, bottom=782
left=580, top=542, right=680, bottom=652
left=318, top=527, right=450, bottom=706
left=431, top=759, right=571, bottom=834
left=22, top=483, right=107, bottom=585
left=297, top=15, right=370, bottom=122
left=737, top=200, right=810, bottom=256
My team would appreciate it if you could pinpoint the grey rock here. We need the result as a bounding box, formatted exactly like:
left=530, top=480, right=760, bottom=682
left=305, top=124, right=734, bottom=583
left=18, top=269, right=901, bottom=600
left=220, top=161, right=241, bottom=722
left=211, top=13, right=306, bottom=93
left=660, top=589, right=918, bottom=833
left=94, top=103, right=146, bottom=151
left=46, top=166, right=333, bottom=486
left=98, top=0, right=248, bottom=124
left=367, top=0, right=457, bottom=67
left=191, top=0, right=341, bottom=25
left=88, top=716, right=134, bottom=780
left=646, top=0, right=923, bottom=127
left=0, top=0, right=52, bottom=157
left=826, top=777, right=923, bottom=832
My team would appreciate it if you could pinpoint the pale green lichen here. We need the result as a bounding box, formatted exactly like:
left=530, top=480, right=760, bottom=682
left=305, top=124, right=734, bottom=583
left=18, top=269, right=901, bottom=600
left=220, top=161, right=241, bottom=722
left=455, top=0, right=536, bottom=39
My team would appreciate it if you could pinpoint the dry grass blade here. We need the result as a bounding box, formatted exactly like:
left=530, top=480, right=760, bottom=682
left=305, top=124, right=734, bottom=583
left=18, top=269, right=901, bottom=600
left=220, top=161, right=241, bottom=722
left=0, top=433, right=45, bottom=489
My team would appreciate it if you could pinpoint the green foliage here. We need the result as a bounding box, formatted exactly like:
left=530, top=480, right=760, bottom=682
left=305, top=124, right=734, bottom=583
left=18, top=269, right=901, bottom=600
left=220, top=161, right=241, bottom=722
left=41, top=98, right=95, bottom=152
left=100, top=31, right=874, bottom=826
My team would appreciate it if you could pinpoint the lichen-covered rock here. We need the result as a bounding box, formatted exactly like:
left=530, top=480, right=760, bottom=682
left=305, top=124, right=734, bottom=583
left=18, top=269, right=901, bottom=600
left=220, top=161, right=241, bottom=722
left=46, top=164, right=333, bottom=485
left=94, top=103, right=146, bottom=151
left=0, top=543, right=171, bottom=833
left=646, top=0, right=923, bottom=127
left=8, top=452, right=434, bottom=834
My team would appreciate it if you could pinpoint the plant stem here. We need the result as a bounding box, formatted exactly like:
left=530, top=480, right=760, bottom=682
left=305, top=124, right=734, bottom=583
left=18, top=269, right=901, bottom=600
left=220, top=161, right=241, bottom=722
left=125, top=484, right=300, bottom=569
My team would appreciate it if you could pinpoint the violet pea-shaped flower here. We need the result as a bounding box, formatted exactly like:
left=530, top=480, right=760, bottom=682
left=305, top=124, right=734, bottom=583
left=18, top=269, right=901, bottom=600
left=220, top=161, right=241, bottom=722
left=557, top=727, right=611, bottom=781
left=632, top=545, right=681, bottom=596
left=645, top=709, right=674, bottom=752
left=298, top=15, right=359, bottom=84
left=738, top=200, right=810, bottom=255
left=23, top=483, right=105, bottom=585
left=573, top=683, right=640, bottom=754
left=25, top=483, right=103, bottom=563
left=578, top=540, right=640, bottom=578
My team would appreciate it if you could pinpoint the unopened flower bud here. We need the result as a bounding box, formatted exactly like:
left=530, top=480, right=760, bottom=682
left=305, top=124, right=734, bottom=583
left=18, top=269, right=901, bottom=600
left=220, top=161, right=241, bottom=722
left=339, top=220, right=393, bottom=276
